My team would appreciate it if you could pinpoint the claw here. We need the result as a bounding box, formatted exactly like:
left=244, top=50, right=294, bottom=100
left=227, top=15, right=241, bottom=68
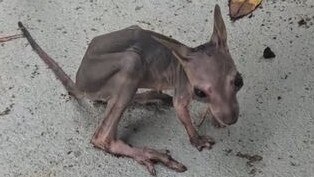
left=190, top=135, right=215, bottom=151
left=145, top=161, right=156, bottom=176
left=134, top=148, right=187, bottom=175
left=150, top=168, right=156, bottom=176
left=155, top=148, right=170, bottom=155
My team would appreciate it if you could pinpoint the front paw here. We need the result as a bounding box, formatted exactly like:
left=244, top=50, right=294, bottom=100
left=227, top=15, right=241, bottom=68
left=190, top=135, right=215, bottom=151
left=134, top=148, right=187, bottom=175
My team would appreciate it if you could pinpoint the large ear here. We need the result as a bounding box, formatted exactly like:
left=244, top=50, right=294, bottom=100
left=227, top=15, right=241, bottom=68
left=152, top=36, right=192, bottom=62
left=210, top=4, right=227, bottom=47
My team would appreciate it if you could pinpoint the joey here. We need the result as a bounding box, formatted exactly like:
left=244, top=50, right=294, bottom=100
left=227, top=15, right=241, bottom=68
left=18, top=4, right=242, bottom=175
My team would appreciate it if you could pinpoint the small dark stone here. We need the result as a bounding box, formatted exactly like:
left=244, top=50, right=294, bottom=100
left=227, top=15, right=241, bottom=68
left=277, top=96, right=282, bottom=100
left=290, top=162, right=299, bottom=166
left=135, top=6, right=143, bottom=11
left=298, top=19, right=307, bottom=26
left=263, top=47, right=276, bottom=59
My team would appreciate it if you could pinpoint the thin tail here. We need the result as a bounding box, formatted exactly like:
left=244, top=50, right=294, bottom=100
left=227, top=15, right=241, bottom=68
left=18, top=22, right=81, bottom=98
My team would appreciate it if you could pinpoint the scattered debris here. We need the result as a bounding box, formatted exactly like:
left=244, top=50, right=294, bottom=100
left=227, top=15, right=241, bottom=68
left=135, top=5, right=143, bottom=11
left=90, top=28, right=98, bottom=32
left=229, top=0, right=263, bottom=21
left=263, top=47, right=276, bottom=59
left=248, top=168, right=262, bottom=175
left=248, top=168, right=257, bottom=175
left=290, top=161, right=299, bottom=166
left=281, top=74, right=288, bottom=80
left=0, top=107, right=11, bottom=116
left=136, top=20, right=151, bottom=26
left=26, top=107, right=34, bottom=115
left=31, top=64, right=40, bottom=78
left=60, top=93, right=71, bottom=102
left=236, top=152, right=263, bottom=167
left=223, top=148, right=233, bottom=155
left=0, top=103, right=15, bottom=116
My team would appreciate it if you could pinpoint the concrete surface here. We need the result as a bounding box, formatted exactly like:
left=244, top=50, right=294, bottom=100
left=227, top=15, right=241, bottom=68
left=0, top=0, right=313, bottom=176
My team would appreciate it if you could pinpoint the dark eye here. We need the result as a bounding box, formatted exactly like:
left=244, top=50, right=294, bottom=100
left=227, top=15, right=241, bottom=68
left=194, top=88, right=206, bottom=98
left=234, top=72, right=243, bottom=90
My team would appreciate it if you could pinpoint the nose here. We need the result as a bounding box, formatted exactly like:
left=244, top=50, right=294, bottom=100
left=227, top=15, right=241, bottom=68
left=216, top=106, right=238, bottom=125
left=224, top=115, right=238, bottom=125
left=224, top=109, right=239, bottom=125
left=209, top=97, right=240, bottom=125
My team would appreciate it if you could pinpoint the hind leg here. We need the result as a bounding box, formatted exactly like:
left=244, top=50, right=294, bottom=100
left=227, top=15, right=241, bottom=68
left=90, top=53, right=186, bottom=175
left=133, top=90, right=173, bottom=106
left=93, top=91, right=173, bottom=107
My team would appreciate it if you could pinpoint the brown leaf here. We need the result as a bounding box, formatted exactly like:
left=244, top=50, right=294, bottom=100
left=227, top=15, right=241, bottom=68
left=229, top=0, right=263, bottom=21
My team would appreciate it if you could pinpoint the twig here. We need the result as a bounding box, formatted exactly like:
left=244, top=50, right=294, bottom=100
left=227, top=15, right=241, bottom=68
left=0, top=34, right=24, bottom=43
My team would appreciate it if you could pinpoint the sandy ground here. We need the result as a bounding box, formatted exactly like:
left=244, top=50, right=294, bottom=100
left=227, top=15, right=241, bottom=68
left=0, top=0, right=313, bottom=176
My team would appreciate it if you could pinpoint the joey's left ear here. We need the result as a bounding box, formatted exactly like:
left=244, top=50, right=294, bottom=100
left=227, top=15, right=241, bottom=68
left=152, top=36, right=192, bottom=63
left=210, top=4, right=228, bottom=48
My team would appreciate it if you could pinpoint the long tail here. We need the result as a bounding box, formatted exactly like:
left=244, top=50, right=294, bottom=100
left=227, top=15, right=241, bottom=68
left=18, top=22, right=81, bottom=98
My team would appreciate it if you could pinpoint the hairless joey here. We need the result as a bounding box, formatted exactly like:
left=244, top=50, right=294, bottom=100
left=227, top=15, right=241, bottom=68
left=18, top=4, right=243, bottom=176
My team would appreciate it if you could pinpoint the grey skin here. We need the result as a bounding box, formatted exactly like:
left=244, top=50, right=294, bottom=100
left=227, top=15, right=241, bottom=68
left=18, top=4, right=243, bottom=176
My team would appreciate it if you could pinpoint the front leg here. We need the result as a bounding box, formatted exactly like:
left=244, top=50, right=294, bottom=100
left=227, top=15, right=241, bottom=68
left=92, top=93, right=186, bottom=175
left=173, top=97, right=215, bottom=151
left=90, top=53, right=186, bottom=175
left=91, top=98, right=186, bottom=175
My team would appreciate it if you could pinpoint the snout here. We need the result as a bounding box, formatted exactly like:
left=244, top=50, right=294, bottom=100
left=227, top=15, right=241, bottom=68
left=223, top=111, right=238, bottom=125
left=209, top=102, right=239, bottom=126
left=214, top=110, right=238, bottom=126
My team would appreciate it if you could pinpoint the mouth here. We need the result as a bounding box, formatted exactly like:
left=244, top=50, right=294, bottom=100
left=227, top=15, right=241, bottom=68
left=212, top=115, right=228, bottom=127
left=208, top=105, right=229, bottom=127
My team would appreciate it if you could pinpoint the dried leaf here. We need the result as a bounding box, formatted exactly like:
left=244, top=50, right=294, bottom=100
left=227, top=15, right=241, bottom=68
left=229, top=0, right=263, bottom=21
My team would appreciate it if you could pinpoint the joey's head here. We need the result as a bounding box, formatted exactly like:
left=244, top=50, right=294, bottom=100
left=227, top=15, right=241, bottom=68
left=153, top=5, right=243, bottom=126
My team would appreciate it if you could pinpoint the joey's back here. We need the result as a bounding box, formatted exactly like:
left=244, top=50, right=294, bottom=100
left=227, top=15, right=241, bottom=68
left=76, top=26, right=181, bottom=93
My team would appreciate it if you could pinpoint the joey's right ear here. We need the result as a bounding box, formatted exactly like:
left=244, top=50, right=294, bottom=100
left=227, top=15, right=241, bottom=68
left=152, top=36, right=192, bottom=62
left=210, top=4, right=228, bottom=48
